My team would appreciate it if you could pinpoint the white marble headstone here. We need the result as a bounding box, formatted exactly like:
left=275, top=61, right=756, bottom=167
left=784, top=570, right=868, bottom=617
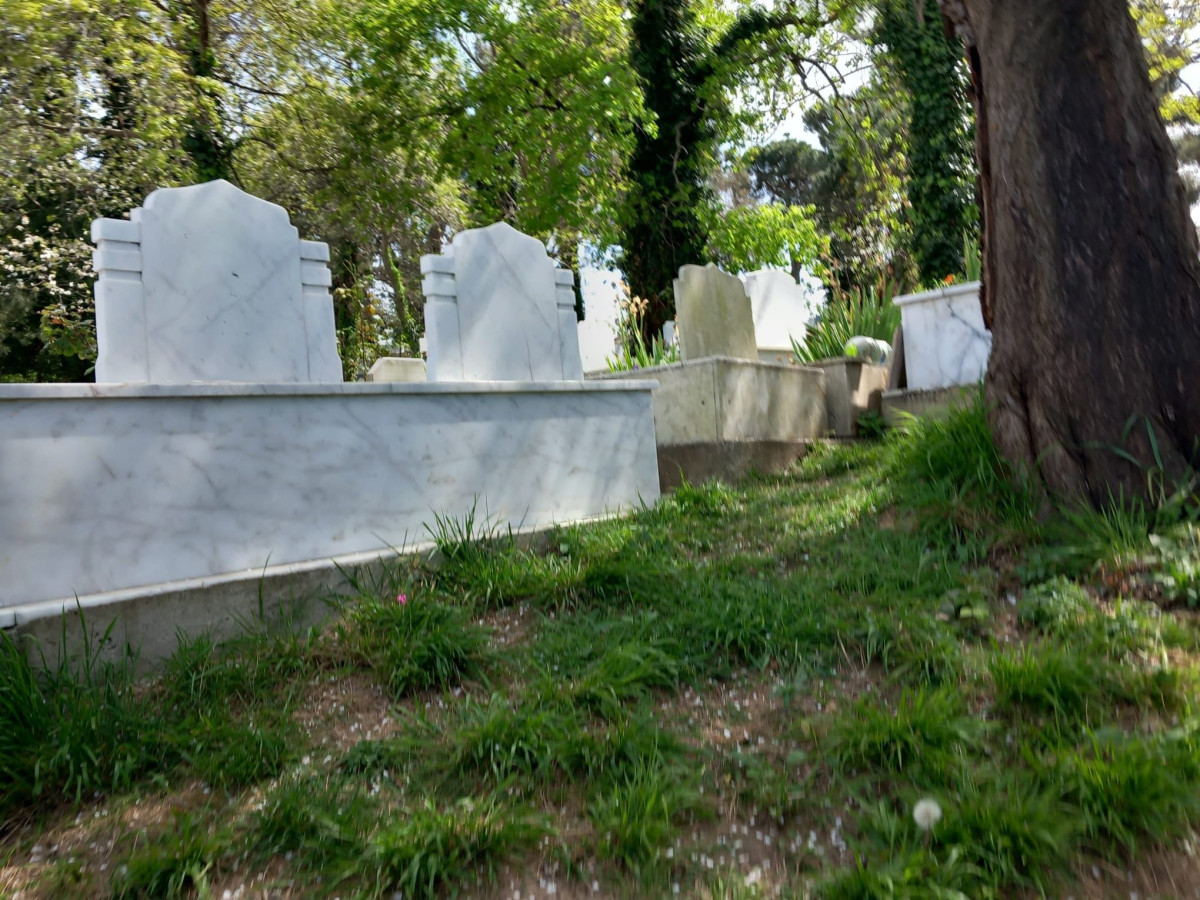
left=91, top=180, right=342, bottom=384
left=673, top=264, right=758, bottom=362
left=893, top=281, right=991, bottom=390
left=576, top=269, right=623, bottom=373
left=741, top=269, right=814, bottom=354
left=420, top=222, right=584, bottom=381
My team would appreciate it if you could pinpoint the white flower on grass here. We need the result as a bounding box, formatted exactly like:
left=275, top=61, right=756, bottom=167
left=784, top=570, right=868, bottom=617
left=913, top=798, right=942, bottom=832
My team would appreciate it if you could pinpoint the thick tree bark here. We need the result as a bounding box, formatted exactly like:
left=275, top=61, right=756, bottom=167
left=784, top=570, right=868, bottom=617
left=942, top=0, right=1200, bottom=507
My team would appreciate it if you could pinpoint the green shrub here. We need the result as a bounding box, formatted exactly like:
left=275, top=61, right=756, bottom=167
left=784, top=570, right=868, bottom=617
left=0, top=626, right=166, bottom=811
left=1053, top=730, right=1200, bottom=857
left=588, top=762, right=694, bottom=870
left=793, top=279, right=902, bottom=364
left=250, top=774, right=373, bottom=868
left=887, top=387, right=1036, bottom=546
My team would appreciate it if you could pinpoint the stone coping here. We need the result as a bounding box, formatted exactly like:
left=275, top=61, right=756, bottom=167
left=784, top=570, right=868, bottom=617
left=2, top=512, right=622, bottom=631
left=806, top=356, right=867, bottom=367
left=588, top=355, right=820, bottom=378
left=892, top=280, right=981, bottom=308
left=0, top=379, right=658, bottom=400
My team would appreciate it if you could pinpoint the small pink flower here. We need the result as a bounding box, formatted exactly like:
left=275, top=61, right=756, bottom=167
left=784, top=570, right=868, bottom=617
left=397, top=593, right=407, bottom=605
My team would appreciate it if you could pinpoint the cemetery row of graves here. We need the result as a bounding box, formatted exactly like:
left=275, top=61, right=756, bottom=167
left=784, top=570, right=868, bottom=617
left=0, top=180, right=988, bottom=622
left=1, top=181, right=1198, bottom=897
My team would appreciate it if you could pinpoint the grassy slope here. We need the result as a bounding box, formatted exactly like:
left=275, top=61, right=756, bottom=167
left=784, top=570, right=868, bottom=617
left=3, top=395, right=1200, bottom=899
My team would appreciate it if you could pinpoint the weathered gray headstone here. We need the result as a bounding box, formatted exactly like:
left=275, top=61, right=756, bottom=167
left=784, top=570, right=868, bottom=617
left=673, top=264, right=757, bottom=362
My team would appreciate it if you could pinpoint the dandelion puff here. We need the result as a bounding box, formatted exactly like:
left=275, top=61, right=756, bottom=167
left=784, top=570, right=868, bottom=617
left=913, top=798, right=942, bottom=832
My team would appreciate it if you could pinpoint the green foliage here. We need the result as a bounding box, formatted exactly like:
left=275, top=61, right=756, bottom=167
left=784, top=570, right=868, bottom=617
left=934, top=774, right=1079, bottom=894
left=338, top=594, right=492, bottom=698
left=961, top=232, right=981, bottom=282
left=1134, top=0, right=1200, bottom=124
left=825, top=773, right=1079, bottom=898
left=605, top=334, right=679, bottom=372
left=1053, top=728, right=1200, bottom=856
left=365, top=796, right=547, bottom=899
left=988, top=644, right=1147, bottom=735
left=722, top=747, right=811, bottom=823
left=250, top=774, right=375, bottom=868
left=796, top=77, right=917, bottom=291
left=1148, top=523, right=1200, bottom=606
left=588, top=762, right=694, bottom=870
left=552, top=642, right=682, bottom=720
left=0, top=614, right=323, bottom=816
left=792, top=278, right=902, bottom=363
left=826, top=688, right=984, bottom=781
left=619, top=0, right=825, bottom=339
left=1017, top=577, right=1173, bottom=661
left=180, top=713, right=298, bottom=789
left=704, top=202, right=825, bottom=274
left=873, top=0, right=977, bottom=283
left=0, top=624, right=163, bottom=811
left=111, top=811, right=231, bottom=899
left=886, top=386, right=1036, bottom=546
left=605, top=291, right=680, bottom=372
left=618, top=0, right=723, bottom=338
left=425, top=499, right=503, bottom=566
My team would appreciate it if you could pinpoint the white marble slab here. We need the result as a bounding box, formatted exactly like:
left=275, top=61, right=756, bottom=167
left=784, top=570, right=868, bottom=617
left=741, top=269, right=816, bottom=355
left=92, top=180, right=342, bottom=384
left=893, top=281, right=991, bottom=390
left=673, top=265, right=758, bottom=362
left=577, top=269, right=623, bottom=373
left=366, top=357, right=427, bottom=383
left=0, top=381, right=658, bottom=609
left=421, top=223, right=583, bottom=382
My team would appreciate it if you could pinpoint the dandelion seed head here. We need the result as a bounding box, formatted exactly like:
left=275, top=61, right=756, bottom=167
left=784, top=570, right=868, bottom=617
left=913, top=798, right=942, bottom=831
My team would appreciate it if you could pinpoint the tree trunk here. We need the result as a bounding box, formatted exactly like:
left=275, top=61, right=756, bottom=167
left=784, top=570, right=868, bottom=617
left=943, top=0, right=1200, bottom=507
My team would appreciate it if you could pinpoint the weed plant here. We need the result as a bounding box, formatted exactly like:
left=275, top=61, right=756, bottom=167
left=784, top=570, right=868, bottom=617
left=826, top=687, right=984, bottom=782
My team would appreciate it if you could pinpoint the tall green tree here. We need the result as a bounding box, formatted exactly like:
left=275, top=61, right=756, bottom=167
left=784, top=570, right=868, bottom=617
left=619, top=1, right=831, bottom=340
left=874, top=0, right=976, bottom=283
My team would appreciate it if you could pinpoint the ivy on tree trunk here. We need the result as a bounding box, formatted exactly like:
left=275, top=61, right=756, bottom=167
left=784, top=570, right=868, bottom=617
left=876, top=0, right=977, bottom=283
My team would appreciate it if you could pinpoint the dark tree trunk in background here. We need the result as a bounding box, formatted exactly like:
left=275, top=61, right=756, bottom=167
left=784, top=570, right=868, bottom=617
left=942, top=0, right=1200, bottom=507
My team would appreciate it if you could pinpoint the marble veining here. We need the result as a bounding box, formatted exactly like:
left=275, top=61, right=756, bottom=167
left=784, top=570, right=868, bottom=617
left=0, top=383, right=658, bottom=609
left=92, top=180, right=342, bottom=384
left=421, top=223, right=584, bottom=382
left=894, top=281, right=991, bottom=390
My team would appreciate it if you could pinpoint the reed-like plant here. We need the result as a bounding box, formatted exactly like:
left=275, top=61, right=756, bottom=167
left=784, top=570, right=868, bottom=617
left=792, top=275, right=903, bottom=363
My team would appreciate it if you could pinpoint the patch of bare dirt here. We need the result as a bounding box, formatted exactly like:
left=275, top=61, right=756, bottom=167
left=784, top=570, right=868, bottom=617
left=293, top=669, right=396, bottom=752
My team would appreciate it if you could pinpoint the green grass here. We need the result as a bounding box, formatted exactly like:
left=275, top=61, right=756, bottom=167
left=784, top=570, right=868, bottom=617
left=4, top=394, right=1200, bottom=898
left=336, top=593, right=492, bottom=697
left=826, top=687, right=985, bottom=782
left=0, top=616, right=319, bottom=814
left=365, top=795, right=547, bottom=899
left=588, top=762, right=697, bottom=871
left=111, top=810, right=231, bottom=899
